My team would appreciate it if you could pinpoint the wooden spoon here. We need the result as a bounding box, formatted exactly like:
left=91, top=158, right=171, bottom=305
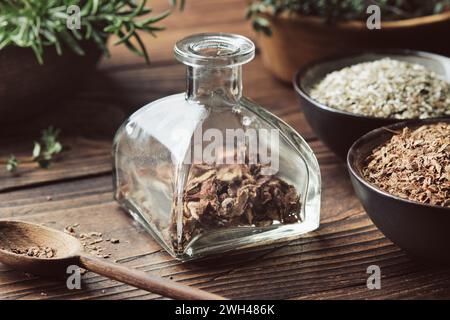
left=0, top=220, right=225, bottom=300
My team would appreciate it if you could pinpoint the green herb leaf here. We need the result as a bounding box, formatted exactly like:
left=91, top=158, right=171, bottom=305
left=0, top=0, right=184, bottom=64
left=38, top=126, right=63, bottom=164
left=4, top=126, right=64, bottom=173
left=6, top=155, right=20, bottom=173
left=32, top=142, right=42, bottom=160
left=246, top=0, right=450, bottom=34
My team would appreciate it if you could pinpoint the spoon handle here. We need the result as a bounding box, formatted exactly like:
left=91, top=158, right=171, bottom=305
left=78, top=254, right=226, bottom=300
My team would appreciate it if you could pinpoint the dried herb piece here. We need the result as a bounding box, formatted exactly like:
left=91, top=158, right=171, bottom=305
left=172, top=163, right=301, bottom=251
left=4, top=246, right=56, bottom=259
left=363, top=123, right=450, bottom=207
left=310, top=58, right=450, bottom=119
left=65, top=224, right=117, bottom=259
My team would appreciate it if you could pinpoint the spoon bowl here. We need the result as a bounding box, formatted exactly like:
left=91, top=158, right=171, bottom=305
left=0, top=220, right=81, bottom=276
left=0, top=220, right=225, bottom=300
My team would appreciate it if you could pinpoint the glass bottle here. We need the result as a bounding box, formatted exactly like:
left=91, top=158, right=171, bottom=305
left=113, top=33, right=321, bottom=261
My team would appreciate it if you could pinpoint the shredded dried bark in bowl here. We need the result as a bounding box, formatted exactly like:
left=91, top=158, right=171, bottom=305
left=172, top=163, right=302, bottom=251
left=362, top=123, right=450, bottom=207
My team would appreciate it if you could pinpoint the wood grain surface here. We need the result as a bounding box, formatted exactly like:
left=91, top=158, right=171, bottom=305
left=1, top=0, right=450, bottom=300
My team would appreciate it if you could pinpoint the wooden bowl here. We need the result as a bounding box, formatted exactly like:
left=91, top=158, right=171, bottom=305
left=347, top=118, right=450, bottom=264
left=0, top=41, right=103, bottom=120
left=256, top=11, right=450, bottom=82
left=293, top=50, right=450, bottom=159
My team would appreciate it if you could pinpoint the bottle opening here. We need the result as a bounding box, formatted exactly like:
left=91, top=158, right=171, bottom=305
left=189, top=40, right=240, bottom=57
left=175, top=33, right=255, bottom=67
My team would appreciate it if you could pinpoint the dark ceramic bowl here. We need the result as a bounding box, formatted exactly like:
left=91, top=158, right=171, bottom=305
left=293, top=50, right=450, bottom=159
left=347, top=118, right=450, bottom=264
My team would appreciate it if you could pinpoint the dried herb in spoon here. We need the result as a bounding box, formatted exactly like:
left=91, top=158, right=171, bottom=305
left=3, top=246, right=57, bottom=259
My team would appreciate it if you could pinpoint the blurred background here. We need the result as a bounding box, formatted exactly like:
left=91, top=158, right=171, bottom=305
left=0, top=0, right=449, bottom=300
left=1, top=0, right=449, bottom=138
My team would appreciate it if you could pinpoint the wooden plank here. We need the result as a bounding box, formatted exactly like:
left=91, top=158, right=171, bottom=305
left=0, top=53, right=313, bottom=190
left=0, top=137, right=111, bottom=192
left=1, top=0, right=446, bottom=301
left=2, top=145, right=450, bottom=300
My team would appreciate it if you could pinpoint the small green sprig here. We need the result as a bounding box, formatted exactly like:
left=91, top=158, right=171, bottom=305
left=0, top=0, right=185, bottom=64
left=3, top=126, right=64, bottom=173
left=33, top=126, right=63, bottom=168
left=6, top=155, right=20, bottom=173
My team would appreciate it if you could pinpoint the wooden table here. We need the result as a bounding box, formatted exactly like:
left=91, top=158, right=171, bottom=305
left=1, top=0, right=450, bottom=300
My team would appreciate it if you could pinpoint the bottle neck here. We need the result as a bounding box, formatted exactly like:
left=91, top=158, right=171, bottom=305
left=186, top=65, right=243, bottom=102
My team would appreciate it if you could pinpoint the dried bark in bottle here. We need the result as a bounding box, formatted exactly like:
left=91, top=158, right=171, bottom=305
left=172, top=163, right=301, bottom=252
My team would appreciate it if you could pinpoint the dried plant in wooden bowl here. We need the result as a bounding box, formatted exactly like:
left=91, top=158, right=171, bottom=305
left=247, top=0, right=450, bottom=82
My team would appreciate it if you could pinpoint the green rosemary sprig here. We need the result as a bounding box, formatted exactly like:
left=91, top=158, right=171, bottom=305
left=3, top=126, right=64, bottom=173
left=33, top=126, right=63, bottom=168
left=6, top=155, right=20, bottom=173
left=0, top=0, right=185, bottom=64
left=247, top=0, right=450, bottom=35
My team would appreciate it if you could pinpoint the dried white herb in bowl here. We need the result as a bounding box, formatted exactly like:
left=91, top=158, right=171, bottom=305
left=310, top=58, right=450, bottom=119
